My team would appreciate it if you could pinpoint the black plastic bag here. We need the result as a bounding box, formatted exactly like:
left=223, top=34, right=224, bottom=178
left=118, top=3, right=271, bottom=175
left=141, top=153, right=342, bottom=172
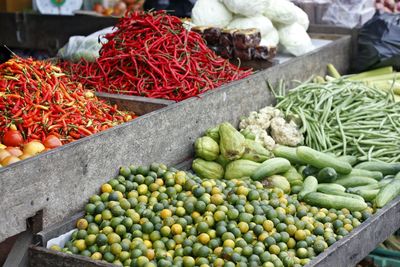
left=354, top=11, right=400, bottom=72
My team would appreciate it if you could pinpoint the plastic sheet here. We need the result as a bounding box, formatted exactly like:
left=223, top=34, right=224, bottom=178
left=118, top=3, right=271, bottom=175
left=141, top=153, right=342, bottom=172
left=354, top=11, right=400, bottom=72
left=57, top=27, right=115, bottom=62
left=322, top=0, right=375, bottom=28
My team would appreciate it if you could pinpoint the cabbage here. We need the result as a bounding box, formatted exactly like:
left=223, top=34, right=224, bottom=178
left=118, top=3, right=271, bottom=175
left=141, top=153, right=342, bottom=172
left=260, top=27, right=279, bottom=47
left=263, top=0, right=298, bottom=25
left=223, top=0, right=269, bottom=17
left=293, top=5, right=309, bottom=30
left=191, top=0, right=233, bottom=27
left=278, top=23, right=314, bottom=56
left=228, top=15, right=274, bottom=37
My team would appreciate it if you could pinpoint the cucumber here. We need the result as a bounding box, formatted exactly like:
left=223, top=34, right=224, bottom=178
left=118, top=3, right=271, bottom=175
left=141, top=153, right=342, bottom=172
left=298, top=176, right=318, bottom=200
left=338, top=155, right=358, bottom=166
left=338, top=169, right=383, bottom=181
left=296, top=146, right=352, bottom=174
left=272, top=145, right=304, bottom=165
left=335, top=176, right=378, bottom=188
left=347, top=179, right=393, bottom=192
left=353, top=189, right=379, bottom=202
left=317, top=183, right=346, bottom=193
left=283, top=166, right=303, bottom=185
left=354, top=161, right=400, bottom=175
left=375, top=179, right=400, bottom=208
left=317, top=167, right=337, bottom=183
left=303, top=192, right=368, bottom=211
left=316, top=188, right=364, bottom=201
left=302, top=165, right=319, bottom=177
left=251, top=158, right=291, bottom=181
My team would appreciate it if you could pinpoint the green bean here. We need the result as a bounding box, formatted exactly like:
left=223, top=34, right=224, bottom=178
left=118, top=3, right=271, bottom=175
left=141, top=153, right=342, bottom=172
left=274, top=79, right=400, bottom=162
left=336, top=109, right=347, bottom=155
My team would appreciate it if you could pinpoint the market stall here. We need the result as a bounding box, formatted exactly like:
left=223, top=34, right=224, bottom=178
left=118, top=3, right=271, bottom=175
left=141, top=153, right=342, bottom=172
left=0, top=1, right=400, bottom=267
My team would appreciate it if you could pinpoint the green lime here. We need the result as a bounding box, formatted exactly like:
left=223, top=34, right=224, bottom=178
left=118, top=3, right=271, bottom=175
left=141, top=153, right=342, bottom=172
left=119, top=166, right=131, bottom=178
left=76, top=230, right=87, bottom=240
left=110, top=243, right=122, bottom=255
left=103, top=251, right=115, bottom=263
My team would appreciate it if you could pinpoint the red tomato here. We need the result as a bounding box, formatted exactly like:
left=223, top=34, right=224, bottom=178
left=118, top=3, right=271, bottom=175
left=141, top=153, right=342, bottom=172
left=3, top=130, right=24, bottom=147
left=43, top=135, right=62, bottom=149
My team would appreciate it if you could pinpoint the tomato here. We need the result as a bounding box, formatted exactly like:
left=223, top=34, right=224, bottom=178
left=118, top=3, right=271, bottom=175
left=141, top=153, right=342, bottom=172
left=3, top=130, right=23, bottom=147
left=19, top=153, right=32, bottom=160
left=5, top=147, right=23, bottom=157
left=43, top=135, right=62, bottom=149
left=23, top=141, right=45, bottom=155
left=0, top=149, right=12, bottom=161
left=1, top=155, right=20, bottom=166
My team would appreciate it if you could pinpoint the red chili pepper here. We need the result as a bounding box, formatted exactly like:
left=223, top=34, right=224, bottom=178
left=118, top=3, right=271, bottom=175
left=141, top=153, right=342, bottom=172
left=60, top=11, right=252, bottom=102
left=0, top=57, right=136, bottom=145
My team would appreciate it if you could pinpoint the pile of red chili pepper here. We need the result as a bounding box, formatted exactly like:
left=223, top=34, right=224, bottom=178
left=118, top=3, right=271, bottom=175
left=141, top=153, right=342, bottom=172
left=61, top=11, right=252, bottom=101
left=0, top=57, right=135, bottom=144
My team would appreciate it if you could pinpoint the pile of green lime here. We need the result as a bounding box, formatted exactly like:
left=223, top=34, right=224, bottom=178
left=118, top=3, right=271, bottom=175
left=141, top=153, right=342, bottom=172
left=51, top=163, right=373, bottom=266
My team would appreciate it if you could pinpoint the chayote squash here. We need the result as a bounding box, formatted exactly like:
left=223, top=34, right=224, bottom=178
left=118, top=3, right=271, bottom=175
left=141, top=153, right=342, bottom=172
left=195, top=136, right=220, bottom=161
left=241, top=139, right=273, bottom=162
left=219, top=122, right=245, bottom=160
left=283, top=166, right=304, bottom=187
left=240, top=128, right=256, bottom=140
left=262, top=175, right=291, bottom=194
left=192, top=158, right=224, bottom=179
left=206, top=125, right=220, bottom=143
left=224, top=159, right=261, bottom=180
left=216, top=154, right=230, bottom=168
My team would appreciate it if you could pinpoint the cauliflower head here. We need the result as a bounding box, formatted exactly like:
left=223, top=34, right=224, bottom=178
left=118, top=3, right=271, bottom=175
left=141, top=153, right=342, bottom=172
left=270, top=117, right=303, bottom=146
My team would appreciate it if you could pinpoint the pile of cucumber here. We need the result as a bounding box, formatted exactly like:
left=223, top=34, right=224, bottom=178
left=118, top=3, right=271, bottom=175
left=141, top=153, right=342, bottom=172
left=272, top=145, right=400, bottom=210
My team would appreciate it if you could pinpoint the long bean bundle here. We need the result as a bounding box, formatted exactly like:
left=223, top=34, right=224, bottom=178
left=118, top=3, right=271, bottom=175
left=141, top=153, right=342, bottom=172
left=274, top=80, right=400, bottom=163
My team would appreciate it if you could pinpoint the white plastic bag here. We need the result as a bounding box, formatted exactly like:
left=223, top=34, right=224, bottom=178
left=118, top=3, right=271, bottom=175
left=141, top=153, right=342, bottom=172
left=260, top=27, right=279, bottom=47
left=278, top=23, right=314, bottom=56
left=222, top=0, right=269, bottom=17
left=191, top=0, right=233, bottom=27
left=293, top=5, right=310, bottom=30
left=58, top=27, right=115, bottom=62
left=228, top=15, right=274, bottom=37
left=263, top=0, right=298, bottom=25
left=322, top=0, right=375, bottom=28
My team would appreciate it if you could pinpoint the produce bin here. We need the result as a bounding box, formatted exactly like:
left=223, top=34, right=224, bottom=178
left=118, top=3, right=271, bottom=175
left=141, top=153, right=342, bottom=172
left=0, top=32, right=351, bottom=245
left=95, top=92, right=174, bottom=116
left=28, top=187, right=400, bottom=267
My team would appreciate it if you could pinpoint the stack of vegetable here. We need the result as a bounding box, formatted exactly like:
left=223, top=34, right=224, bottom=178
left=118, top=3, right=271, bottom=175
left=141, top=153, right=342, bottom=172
left=192, top=121, right=400, bottom=209
left=61, top=11, right=251, bottom=101
left=273, top=145, right=400, bottom=209
left=191, top=0, right=314, bottom=56
left=238, top=106, right=304, bottom=150
left=0, top=57, right=134, bottom=166
left=53, top=163, right=372, bottom=266
left=192, top=122, right=274, bottom=180
left=273, top=77, right=400, bottom=163
left=0, top=129, right=62, bottom=167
